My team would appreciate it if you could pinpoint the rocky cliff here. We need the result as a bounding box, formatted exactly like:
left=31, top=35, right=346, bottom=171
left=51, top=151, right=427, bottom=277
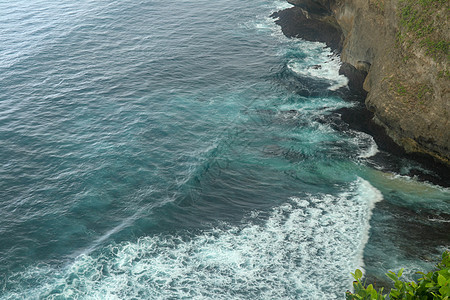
left=274, top=0, right=450, bottom=166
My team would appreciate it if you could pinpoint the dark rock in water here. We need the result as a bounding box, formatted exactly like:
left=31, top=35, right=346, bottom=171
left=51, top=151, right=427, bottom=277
left=284, top=148, right=307, bottom=162
left=310, top=64, right=322, bottom=69
left=336, top=105, right=402, bottom=153
left=336, top=104, right=450, bottom=187
left=271, top=0, right=450, bottom=183
left=271, top=7, right=343, bottom=52
left=262, top=144, right=285, bottom=156
left=262, top=144, right=307, bottom=162
left=338, top=62, right=367, bottom=97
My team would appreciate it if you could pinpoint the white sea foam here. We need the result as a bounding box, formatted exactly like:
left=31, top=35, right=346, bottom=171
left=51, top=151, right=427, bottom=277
left=287, top=48, right=349, bottom=91
left=352, top=178, right=383, bottom=271
left=278, top=96, right=355, bottom=114
left=427, top=218, right=450, bottom=223
left=359, top=142, right=379, bottom=159
left=3, top=179, right=383, bottom=299
left=251, top=0, right=349, bottom=93
left=275, top=0, right=294, bottom=10
left=251, top=15, right=348, bottom=91
left=352, top=131, right=380, bottom=159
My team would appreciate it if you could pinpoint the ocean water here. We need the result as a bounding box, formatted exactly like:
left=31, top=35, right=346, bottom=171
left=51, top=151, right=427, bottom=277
left=0, top=0, right=449, bottom=299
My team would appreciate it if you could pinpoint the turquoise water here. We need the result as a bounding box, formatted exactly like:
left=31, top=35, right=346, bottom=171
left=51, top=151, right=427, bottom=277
left=0, top=0, right=448, bottom=298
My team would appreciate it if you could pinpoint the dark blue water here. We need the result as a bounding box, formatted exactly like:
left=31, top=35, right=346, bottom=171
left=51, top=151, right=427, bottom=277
left=1, top=0, right=449, bottom=298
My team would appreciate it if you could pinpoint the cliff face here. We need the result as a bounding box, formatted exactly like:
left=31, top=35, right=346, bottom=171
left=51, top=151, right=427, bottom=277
left=281, top=0, right=450, bottom=165
left=332, top=0, right=450, bottom=165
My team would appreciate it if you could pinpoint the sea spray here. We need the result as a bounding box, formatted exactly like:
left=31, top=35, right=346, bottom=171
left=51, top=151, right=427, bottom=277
left=2, top=179, right=383, bottom=299
left=1, top=0, right=448, bottom=299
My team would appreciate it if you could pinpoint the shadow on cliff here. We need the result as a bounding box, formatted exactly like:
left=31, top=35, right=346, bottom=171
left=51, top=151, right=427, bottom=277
left=271, top=0, right=450, bottom=187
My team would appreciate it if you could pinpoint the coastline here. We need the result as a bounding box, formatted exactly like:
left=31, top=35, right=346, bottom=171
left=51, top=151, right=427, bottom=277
left=271, top=1, right=450, bottom=291
left=271, top=3, right=450, bottom=187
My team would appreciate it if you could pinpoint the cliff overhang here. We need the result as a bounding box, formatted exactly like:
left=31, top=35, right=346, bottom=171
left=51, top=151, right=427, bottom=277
left=273, top=0, right=450, bottom=168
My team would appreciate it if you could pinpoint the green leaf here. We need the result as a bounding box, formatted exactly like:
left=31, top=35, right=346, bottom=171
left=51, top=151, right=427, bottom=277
left=440, top=285, right=450, bottom=297
left=386, top=271, right=397, bottom=282
left=355, top=269, right=363, bottom=280
left=438, top=274, right=447, bottom=286
left=439, top=269, right=450, bottom=280
left=370, top=288, right=378, bottom=299
left=349, top=251, right=450, bottom=300
left=389, top=290, right=400, bottom=298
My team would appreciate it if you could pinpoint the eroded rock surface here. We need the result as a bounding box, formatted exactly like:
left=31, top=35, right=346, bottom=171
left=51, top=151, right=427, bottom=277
left=274, top=0, right=450, bottom=166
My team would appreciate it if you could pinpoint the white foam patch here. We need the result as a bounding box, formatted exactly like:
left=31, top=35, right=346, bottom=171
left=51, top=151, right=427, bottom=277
left=243, top=0, right=349, bottom=95
left=278, top=96, right=355, bottom=114
left=246, top=0, right=349, bottom=94
left=3, top=179, right=383, bottom=300
left=275, top=0, right=294, bottom=10
left=241, top=0, right=293, bottom=32
left=359, top=142, right=379, bottom=159
left=287, top=45, right=349, bottom=90
left=351, top=131, right=380, bottom=159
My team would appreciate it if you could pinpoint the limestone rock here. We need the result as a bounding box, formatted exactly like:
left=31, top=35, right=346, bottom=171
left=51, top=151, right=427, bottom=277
left=281, top=0, right=450, bottom=166
left=332, top=0, right=449, bottom=165
left=271, top=6, right=343, bottom=52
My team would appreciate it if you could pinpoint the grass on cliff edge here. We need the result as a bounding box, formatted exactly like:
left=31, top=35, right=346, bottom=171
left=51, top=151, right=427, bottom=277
left=397, top=0, right=449, bottom=60
left=346, top=250, right=450, bottom=299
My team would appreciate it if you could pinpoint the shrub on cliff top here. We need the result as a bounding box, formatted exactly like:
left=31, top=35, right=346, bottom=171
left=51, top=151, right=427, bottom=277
left=346, top=250, right=450, bottom=299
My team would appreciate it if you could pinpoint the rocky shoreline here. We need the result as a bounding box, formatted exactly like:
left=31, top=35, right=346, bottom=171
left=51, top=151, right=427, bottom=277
left=272, top=0, right=450, bottom=187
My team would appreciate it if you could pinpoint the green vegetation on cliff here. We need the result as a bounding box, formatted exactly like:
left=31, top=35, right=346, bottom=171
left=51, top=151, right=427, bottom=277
left=346, top=251, right=450, bottom=299
left=397, top=0, right=449, bottom=60
left=387, top=0, right=449, bottom=108
left=385, top=76, right=433, bottom=105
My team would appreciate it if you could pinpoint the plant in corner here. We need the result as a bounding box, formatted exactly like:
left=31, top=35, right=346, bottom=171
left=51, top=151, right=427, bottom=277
left=346, top=250, right=450, bottom=299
